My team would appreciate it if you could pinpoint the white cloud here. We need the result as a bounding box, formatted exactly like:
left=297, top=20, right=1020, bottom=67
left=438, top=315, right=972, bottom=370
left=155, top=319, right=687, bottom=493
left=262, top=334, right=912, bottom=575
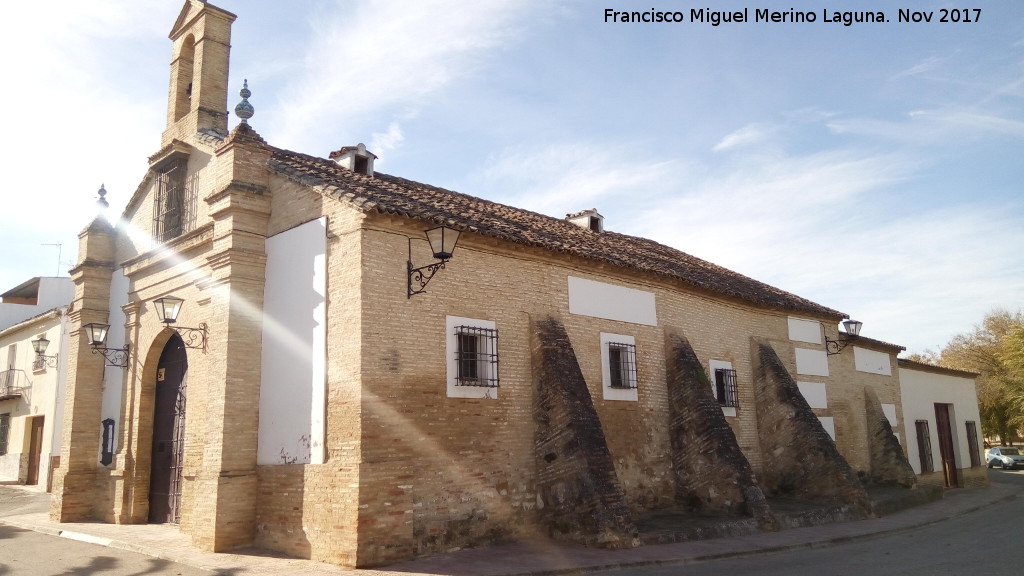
left=370, top=122, right=406, bottom=160
left=272, top=0, right=536, bottom=149
left=712, top=123, right=776, bottom=152
left=475, top=142, right=677, bottom=218
left=892, top=56, right=942, bottom=80
left=826, top=105, right=1024, bottom=144
left=0, top=1, right=177, bottom=287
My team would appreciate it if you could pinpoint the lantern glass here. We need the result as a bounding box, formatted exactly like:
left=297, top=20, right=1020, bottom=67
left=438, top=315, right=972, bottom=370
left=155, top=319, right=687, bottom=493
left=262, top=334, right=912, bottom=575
left=32, top=336, right=50, bottom=355
left=843, top=319, right=863, bottom=337
left=425, top=226, right=460, bottom=260
left=83, top=323, right=110, bottom=346
left=154, top=296, right=185, bottom=324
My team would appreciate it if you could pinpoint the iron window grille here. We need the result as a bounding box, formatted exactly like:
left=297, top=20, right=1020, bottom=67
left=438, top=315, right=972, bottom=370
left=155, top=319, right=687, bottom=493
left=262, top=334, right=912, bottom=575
left=966, top=421, right=981, bottom=468
left=455, top=325, right=499, bottom=388
left=714, top=368, right=739, bottom=408
left=152, top=158, right=197, bottom=243
left=0, top=413, right=9, bottom=456
left=608, top=342, right=638, bottom=389
left=915, top=420, right=933, bottom=473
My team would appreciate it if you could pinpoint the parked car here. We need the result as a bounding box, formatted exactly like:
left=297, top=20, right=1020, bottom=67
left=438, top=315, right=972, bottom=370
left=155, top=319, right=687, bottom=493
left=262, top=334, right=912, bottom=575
left=986, top=447, right=1024, bottom=469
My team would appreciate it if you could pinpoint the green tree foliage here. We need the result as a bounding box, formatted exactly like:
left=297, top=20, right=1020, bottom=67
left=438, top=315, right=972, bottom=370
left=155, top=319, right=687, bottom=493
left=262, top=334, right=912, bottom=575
left=936, top=310, right=1024, bottom=444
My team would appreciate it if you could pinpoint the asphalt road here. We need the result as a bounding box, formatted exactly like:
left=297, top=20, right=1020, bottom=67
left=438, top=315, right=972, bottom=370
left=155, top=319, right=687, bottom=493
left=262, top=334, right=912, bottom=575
left=0, top=524, right=213, bottom=576
left=590, top=469, right=1024, bottom=576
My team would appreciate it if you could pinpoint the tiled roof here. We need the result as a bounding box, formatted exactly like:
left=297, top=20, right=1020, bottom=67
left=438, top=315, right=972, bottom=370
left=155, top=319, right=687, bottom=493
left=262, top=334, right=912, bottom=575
left=268, top=148, right=845, bottom=319
left=897, top=358, right=979, bottom=379
left=838, top=334, right=906, bottom=353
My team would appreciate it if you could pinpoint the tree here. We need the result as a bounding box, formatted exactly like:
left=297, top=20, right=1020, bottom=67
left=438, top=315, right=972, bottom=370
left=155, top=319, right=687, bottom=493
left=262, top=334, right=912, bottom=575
left=998, top=323, right=1024, bottom=433
left=937, top=310, right=1024, bottom=444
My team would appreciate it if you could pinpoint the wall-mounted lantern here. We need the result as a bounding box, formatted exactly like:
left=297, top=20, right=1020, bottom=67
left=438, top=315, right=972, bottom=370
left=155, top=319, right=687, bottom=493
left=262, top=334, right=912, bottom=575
left=408, top=226, right=461, bottom=298
left=825, top=319, right=863, bottom=356
left=153, top=296, right=207, bottom=350
left=82, top=322, right=131, bottom=368
left=31, top=336, right=59, bottom=369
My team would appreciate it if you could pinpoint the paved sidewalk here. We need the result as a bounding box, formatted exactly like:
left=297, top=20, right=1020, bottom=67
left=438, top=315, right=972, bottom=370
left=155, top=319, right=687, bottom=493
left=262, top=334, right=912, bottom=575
left=1, top=482, right=1020, bottom=576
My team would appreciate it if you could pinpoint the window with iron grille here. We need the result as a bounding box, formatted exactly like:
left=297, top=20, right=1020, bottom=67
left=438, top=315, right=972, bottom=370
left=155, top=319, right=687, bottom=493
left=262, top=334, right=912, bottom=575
left=714, top=368, right=739, bottom=408
left=915, top=420, right=933, bottom=473
left=607, top=342, right=637, bottom=389
left=152, top=157, right=196, bottom=243
left=0, top=413, right=10, bottom=456
left=455, top=325, right=499, bottom=388
left=601, top=333, right=638, bottom=401
left=966, top=421, right=981, bottom=467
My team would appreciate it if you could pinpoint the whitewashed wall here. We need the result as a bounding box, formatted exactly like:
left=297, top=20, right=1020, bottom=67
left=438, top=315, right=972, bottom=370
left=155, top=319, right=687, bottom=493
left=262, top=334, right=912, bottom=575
left=899, top=366, right=981, bottom=475
left=0, top=277, right=74, bottom=331
left=567, top=276, right=657, bottom=326
left=258, top=218, right=327, bottom=465
left=98, top=268, right=129, bottom=467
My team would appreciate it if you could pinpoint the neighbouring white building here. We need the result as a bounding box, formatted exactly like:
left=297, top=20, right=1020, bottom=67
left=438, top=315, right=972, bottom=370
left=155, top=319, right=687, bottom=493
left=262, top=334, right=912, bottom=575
left=898, top=358, right=985, bottom=490
left=0, top=277, right=74, bottom=330
left=0, top=277, right=73, bottom=489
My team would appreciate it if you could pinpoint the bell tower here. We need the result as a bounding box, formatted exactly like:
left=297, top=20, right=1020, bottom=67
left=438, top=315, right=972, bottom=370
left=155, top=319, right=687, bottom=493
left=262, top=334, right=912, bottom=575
left=163, top=0, right=237, bottom=147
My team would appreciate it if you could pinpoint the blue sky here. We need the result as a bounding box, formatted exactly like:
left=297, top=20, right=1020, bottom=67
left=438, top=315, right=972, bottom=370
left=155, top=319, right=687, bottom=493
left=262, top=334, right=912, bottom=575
left=1, top=0, right=1021, bottom=354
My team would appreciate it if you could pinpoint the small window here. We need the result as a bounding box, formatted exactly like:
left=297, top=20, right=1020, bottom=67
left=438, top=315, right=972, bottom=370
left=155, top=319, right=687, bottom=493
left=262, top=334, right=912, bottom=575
left=455, top=326, right=499, bottom=388
left=446, top=316, right=499, bottom=399
left=709, top=359, right=738, bottom=415
left=601, top=333, right=638, bottom=401
left=915, top=420, right=933, bottom=473
left=966, top=421, right=981, bottom=468
left=714, top=368, right=739, bottom=408
left=101, top=419, right=116, bottom=466
left=152, top=156, right=196, bottom=243
left=607, top=342, right=637, bottom=389
left=0, top=413, right=10, bottom=456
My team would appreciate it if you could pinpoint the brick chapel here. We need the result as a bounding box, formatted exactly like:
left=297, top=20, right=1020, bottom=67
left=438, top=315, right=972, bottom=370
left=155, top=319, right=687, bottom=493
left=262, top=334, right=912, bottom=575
left=49, top=0, right=983, bottom=568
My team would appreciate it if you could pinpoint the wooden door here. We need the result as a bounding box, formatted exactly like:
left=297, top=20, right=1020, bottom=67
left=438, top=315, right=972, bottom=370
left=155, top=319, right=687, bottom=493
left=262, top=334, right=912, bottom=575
left=934, top=403, right=959, bottom=488
left=26, top=416, right=44, bottom=485
left=149, top=335, right=188, bottom=524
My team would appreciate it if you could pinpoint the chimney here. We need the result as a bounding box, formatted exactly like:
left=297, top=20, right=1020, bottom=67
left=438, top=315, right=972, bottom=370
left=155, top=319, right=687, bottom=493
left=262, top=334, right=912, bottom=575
left=329, top=143, right=377, bottom=176
left=566, top=208, right=604, bottom=232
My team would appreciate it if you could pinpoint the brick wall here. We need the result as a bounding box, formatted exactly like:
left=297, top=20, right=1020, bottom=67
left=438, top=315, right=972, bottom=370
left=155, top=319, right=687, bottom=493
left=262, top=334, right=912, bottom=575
left=344, top=213, right=824, bottom=564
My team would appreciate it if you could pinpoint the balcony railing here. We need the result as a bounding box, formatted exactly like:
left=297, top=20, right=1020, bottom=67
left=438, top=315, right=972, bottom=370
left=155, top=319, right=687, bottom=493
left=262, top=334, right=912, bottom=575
left=0, top=369, right=28, bottom=400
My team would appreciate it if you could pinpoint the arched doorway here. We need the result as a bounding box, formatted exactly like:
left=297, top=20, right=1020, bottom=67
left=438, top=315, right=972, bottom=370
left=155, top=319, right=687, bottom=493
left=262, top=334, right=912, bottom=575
left=149, top=333, right=188, bottom=524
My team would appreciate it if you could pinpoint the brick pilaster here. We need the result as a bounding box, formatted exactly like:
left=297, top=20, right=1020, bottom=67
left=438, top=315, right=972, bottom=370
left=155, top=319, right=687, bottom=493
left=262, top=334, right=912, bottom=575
left=50, top=218, right=117, bottom=522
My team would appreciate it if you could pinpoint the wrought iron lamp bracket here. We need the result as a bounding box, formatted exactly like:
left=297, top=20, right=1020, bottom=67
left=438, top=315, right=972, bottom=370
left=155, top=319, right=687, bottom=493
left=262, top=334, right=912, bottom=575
left=92, top=345, right=131, bottom=368
left=408, top=259, right=448, bottom=298
left=165, top=323, right=208, bottom=351
left=824, top=337, right=851, bottom=356
left=32, top=354, right=59, bottom=370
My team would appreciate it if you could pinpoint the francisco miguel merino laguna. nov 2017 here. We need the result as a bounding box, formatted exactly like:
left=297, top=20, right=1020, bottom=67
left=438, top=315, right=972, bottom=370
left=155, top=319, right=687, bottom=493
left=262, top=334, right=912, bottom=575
left=603, top=8, right=983, bottom=26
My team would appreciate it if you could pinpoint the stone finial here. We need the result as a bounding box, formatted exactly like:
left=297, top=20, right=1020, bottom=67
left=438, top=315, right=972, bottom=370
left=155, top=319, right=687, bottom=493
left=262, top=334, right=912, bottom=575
left=96, top=184, right=109, bottom=208
left=234, top=79, right=254, bottom=125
